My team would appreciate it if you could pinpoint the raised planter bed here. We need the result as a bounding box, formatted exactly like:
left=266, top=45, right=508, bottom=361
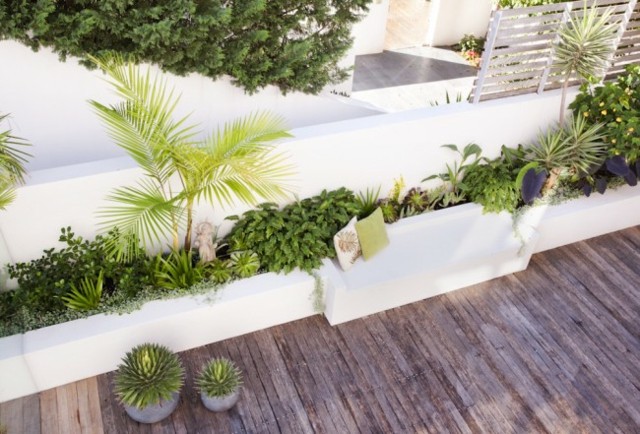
left=1, top=185, right=639, bottom=404
left=322, top=203, right=537, bottom=325
left=0, top=271, right=316, bottom=403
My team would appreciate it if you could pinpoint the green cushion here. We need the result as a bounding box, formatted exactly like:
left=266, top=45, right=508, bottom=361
left=355, top=207, right=389, bottom=260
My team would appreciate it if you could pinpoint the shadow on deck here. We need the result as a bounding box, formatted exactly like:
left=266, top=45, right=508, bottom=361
left=2, top=227, right=639, bottom=433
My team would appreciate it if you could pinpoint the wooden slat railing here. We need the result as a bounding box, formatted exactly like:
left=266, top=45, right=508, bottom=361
left=472, top=0, right=639, bottom=103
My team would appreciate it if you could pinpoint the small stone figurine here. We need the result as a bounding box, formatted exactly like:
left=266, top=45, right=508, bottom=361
left=193, top=221, right=218, bottom=263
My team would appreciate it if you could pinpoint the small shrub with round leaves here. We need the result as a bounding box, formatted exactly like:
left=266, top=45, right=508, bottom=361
left=114, top=343, right=185, bottom=409
left=196, top=357, right=243, bottom=398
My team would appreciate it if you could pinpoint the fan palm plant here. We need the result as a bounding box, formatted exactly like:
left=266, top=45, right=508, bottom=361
left=89, top=55, right=294, bottom=261
left=553, top=2, right=618, bottom=124
left=0, top=114, right=31, bottom=210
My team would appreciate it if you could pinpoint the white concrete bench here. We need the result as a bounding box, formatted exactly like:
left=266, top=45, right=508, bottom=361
left=322, top=203, right=537, bottom=325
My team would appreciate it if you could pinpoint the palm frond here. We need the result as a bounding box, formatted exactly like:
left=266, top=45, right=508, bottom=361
left=97, top=178, right=183, bottom=257
left=88, top=55, right=198, bottom=183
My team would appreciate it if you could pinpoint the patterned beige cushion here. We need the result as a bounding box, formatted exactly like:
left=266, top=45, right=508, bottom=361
left=334, top=217, right=362, bottom=271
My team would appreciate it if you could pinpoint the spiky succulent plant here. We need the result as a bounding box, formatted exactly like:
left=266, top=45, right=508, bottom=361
left=114, top=343, right=184, bottom=409
left=196, top=358, right=243, bottom=398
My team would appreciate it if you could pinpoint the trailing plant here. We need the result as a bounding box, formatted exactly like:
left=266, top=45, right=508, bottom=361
left=154, top=249, right=205, bottom=290
left=114, top=343, right=185, bottom=409
left=196, top=357, right=243, bottom=398
left=90, top=54, right=294, bottom=261
left=423, top=143, right=482, bottom=207
left=311, top=272, right=325, bottom=313
left=570, top=64, right=640, bottom=162
left=61, top=271, right=104, bottom=311
left=552, top=2, right=617, bottom=123
left=225, top=188, right=360, bottom=273
left=0, top=113, right=31, bottom=210
left=229, top=250, right=260, bottom=279
left=5, top=227, right=154, bottom=315
left=0, top=1, right=372, bottom=94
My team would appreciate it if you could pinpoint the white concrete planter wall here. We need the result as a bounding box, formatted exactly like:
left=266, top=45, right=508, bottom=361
left=0, top=271, right=316, bottom=403
left=323, top=203, right=537, bottom=325
left=1, top=184, right=639, bottom=403
left=0, top=90, right=567, bottom=264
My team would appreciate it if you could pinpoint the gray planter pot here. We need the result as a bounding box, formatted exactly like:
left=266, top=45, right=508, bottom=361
left=123, top=392, right=180, bottom=424
left=200, top=388, right=241, bottom=412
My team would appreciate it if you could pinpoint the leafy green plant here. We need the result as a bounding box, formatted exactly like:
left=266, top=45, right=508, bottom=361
left=226, top=188, right=360, bottom=273
left=553, top=3, right=618, bottom=123
left=61, top=271, right=104, bottom=311
left=6, top=227, right=154, bottom=314
left=154, top=250, right=204, bottom=290
left=423, top=143, right=482, bottom=207
left=0, top=1, right=371, bottom=94
left=196, top=357, right=243, bottom=398
left=204, top=259, right=233, bottom=285
left=456, top=34, right=485, bottom=67
left=90, top=54, right=294, bottom=261
left=0, top=113, right=31, bottom=210
left=570, top=64, right=640, bottom=162
left=461, top=155, right=524, bottom=214
left=114, top=343, right=184, bottom=409
left=229, top=250, right=260, bottom=279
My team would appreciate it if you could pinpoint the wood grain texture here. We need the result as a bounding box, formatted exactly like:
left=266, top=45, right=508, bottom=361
left=3, top=226, right=640, bottom=433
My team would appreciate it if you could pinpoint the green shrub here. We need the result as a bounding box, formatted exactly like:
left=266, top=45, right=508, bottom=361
left=5, top=227, right=155, bottom=314
left=225, top=188, right=360, bottom=273
left=461, top=154, right=523, bottom=214
left=570, top=65, right=640, bottom=162
left=204, top=259, right=233, bottom=285
left=0, top=0, right=371, bottom=94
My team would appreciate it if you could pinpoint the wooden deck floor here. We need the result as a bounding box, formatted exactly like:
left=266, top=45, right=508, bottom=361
left=1, top=227, right=639, bottom=433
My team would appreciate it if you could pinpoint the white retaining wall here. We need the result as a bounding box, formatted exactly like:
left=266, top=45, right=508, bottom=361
left=0, top=40, right=382, bottom=172
left=426, top=0, right=493, bottom=46
left=0, top=90, right=568, bottom=264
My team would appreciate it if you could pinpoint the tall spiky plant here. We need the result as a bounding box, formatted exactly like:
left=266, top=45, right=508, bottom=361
left=89, top=55, right=295, bottom=261
left=0, top=114, right=31, bottom=210
left=553, top=2, right=618, bottom=124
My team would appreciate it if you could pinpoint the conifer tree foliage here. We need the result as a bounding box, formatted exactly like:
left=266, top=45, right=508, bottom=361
left=0, top=0, right=371, bottom=94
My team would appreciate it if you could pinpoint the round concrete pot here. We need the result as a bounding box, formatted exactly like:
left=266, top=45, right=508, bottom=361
left=200, top=388, right=241, bottom=412
left=123, top=392, right=180, bottom=424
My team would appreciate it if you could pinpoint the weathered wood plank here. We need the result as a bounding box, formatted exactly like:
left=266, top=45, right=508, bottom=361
left=0, top=398, right=24, bottom=434
left=39, top=389, right=59, bottom=434
left=75, top=378, right=103, bottom=434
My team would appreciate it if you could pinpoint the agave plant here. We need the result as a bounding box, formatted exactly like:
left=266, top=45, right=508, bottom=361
left=196, top=357, right=243, bottom=398
left=229, top=250, right=260, bottom=279
left=114, top=343, right=184, bottom=410
left=553, top=3, right=618, bottom=123
left=89, top=54, right=294, bottom=261
left=0, top=114, right=31, bottom=210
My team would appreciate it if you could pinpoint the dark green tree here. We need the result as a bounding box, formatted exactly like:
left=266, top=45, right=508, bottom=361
left=0, top=0, right=371, bottom=94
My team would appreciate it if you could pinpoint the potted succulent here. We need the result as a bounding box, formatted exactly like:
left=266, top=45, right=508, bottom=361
left=195, top=357, right=243, bottom=412
left=114, top=343, right=185, bottom=424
